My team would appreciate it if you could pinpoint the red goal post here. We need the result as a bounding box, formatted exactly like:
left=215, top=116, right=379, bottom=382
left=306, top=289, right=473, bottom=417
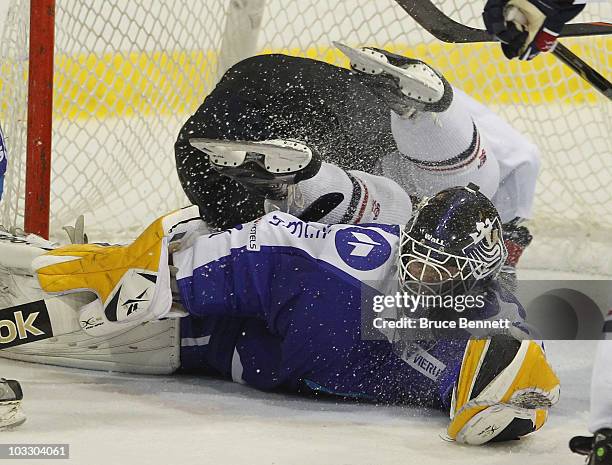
left=25, top=0, right=55, bottom=238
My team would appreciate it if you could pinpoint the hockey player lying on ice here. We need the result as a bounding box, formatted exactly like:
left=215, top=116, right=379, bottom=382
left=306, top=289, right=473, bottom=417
left=1, top=184, right=559, bottom=446
left=175, top=43, right=540, bottom=290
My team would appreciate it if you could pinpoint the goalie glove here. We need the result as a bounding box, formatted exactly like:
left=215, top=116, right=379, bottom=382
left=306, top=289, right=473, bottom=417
left=483, top=0, right=586, bottom=60
left=32, top=206, right=208, bottom=337
left=448, top=335, right=560, bottom=445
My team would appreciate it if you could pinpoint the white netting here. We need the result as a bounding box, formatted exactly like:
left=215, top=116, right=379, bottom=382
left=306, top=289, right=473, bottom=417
left=0, top=0, right=610, bottom=274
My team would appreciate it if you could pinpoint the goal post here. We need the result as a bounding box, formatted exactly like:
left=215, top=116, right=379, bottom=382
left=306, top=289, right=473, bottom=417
left=0, top=0, right=610, bottom=275
left=18, top=0, right=267, bottom=239
left=25, top=0, right=55, bottom=238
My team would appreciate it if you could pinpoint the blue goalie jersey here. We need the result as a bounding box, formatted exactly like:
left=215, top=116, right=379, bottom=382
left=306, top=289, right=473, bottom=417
left=173, top=212, right=526, bottom=409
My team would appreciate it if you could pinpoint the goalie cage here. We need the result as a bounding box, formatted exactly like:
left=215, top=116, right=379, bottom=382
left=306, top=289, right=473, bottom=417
left=0, top=0, right=610, bottom=276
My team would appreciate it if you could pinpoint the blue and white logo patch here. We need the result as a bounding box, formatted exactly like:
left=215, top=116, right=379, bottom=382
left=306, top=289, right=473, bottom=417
left=335, top=227, right=391, bottom=271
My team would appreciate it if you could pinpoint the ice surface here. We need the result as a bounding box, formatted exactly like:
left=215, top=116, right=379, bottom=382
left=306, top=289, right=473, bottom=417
left=0, top=341, right=596, bottom=464
left=0, top=269, right=602, bottom=465
left=0, top=1, right=608, bottom=461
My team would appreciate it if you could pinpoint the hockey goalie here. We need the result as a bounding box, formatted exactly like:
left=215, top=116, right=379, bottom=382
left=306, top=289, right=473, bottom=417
left=0, top=181, right=559, bottom=445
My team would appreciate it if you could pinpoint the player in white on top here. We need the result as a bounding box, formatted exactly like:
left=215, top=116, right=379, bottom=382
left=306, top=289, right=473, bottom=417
left=183, top=43, right=540, bottom=292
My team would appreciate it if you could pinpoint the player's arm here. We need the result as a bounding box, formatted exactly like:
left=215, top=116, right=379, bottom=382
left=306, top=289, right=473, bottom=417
left=483, top=0, right=587, bottom=60
left=25, top=209, right=397, bottom=335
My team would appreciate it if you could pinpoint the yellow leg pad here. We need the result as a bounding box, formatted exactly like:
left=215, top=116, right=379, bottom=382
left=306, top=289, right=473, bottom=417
left=453, top=339, right=490, bottom=414
left=448, top=339, right=560, bottom=443
left=535, top=409, right=548, bottom=431
left=448, top=404, right=489, bottom=440
left=500, top=342, right=560, bottom=404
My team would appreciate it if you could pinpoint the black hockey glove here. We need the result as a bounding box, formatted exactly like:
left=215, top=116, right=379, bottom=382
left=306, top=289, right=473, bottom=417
left=483, top=0, right=586, bottom=60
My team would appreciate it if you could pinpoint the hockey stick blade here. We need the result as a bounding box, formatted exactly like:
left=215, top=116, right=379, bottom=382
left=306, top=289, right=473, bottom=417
left=394, top=0, right=611, bottom=100
left=0, top=298, right=81, bottom=349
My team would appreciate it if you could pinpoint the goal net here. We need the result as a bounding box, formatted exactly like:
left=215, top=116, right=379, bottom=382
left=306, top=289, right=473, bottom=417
left=0, top=0, right=610, bottom=275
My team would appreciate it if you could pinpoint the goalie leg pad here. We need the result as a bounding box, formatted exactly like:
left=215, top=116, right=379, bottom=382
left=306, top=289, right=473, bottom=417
left=0, top=319, right=181, bottom=375
left=448, top=335, right=560, bottom=445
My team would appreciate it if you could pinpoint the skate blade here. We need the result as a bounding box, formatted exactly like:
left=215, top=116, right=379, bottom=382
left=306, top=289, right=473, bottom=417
left=333, top=41, right=444, bottom=102
left=189, top=138, right=312, bottom=174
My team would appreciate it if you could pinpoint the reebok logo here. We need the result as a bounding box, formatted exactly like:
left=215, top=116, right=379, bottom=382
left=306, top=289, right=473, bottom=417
left=0, top=311, right=44, bottom=344
left=122, top=289, right=149, bottom=316
left=104, top=271, right=157, bottom=322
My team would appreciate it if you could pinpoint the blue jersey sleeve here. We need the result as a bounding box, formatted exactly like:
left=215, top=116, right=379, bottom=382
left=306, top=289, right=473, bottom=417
left=173, top=212, right=400, bottom=324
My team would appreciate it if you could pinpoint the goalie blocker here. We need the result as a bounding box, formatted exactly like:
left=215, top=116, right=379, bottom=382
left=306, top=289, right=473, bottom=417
left=0, top=206, right=207, bottom=348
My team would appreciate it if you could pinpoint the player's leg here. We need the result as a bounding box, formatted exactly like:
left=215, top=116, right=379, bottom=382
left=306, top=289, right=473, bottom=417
left=590, top=336, right=612, bottom=436
left=341, top=44, right=538, bottom=286
left=570, top=319, right=612, bottom=464
left=337, top=44, right=500, bottom=198
left=175, top=90, right=266, bottom=230
left=334, top=42, right=454, bottom=117
left=190, top=137, right=412, bottom=225
left=175, top=54, right=396, bottom=230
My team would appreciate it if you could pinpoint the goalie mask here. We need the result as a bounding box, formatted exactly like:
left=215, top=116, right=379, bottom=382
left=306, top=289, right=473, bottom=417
left=398, top=184, right=507, bottom=296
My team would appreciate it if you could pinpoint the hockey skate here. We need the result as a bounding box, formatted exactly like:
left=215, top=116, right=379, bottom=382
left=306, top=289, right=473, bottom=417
left=571, top=429, right=612, bottom=465
left=0, top=379, right=25, bottom=429
left=334, top=41, right=453, bottom=117
left=189, top=138, right=322, bottom=200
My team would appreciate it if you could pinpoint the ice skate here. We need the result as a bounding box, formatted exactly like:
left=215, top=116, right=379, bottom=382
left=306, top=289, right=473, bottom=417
left=334, top=41, right=453, bottom=116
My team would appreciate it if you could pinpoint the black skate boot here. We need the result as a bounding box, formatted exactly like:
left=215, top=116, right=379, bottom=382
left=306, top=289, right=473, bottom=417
left=334, top=42, right=453, bottom=117
left=189, top=138, right=322, bottom=201
left=571, top=429, right=612, bottom=464
left=0, top=378, right=25, bottom=428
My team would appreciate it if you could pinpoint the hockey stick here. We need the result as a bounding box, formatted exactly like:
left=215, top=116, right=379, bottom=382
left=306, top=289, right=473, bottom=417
left=394, top=0, right=612, bottom=100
